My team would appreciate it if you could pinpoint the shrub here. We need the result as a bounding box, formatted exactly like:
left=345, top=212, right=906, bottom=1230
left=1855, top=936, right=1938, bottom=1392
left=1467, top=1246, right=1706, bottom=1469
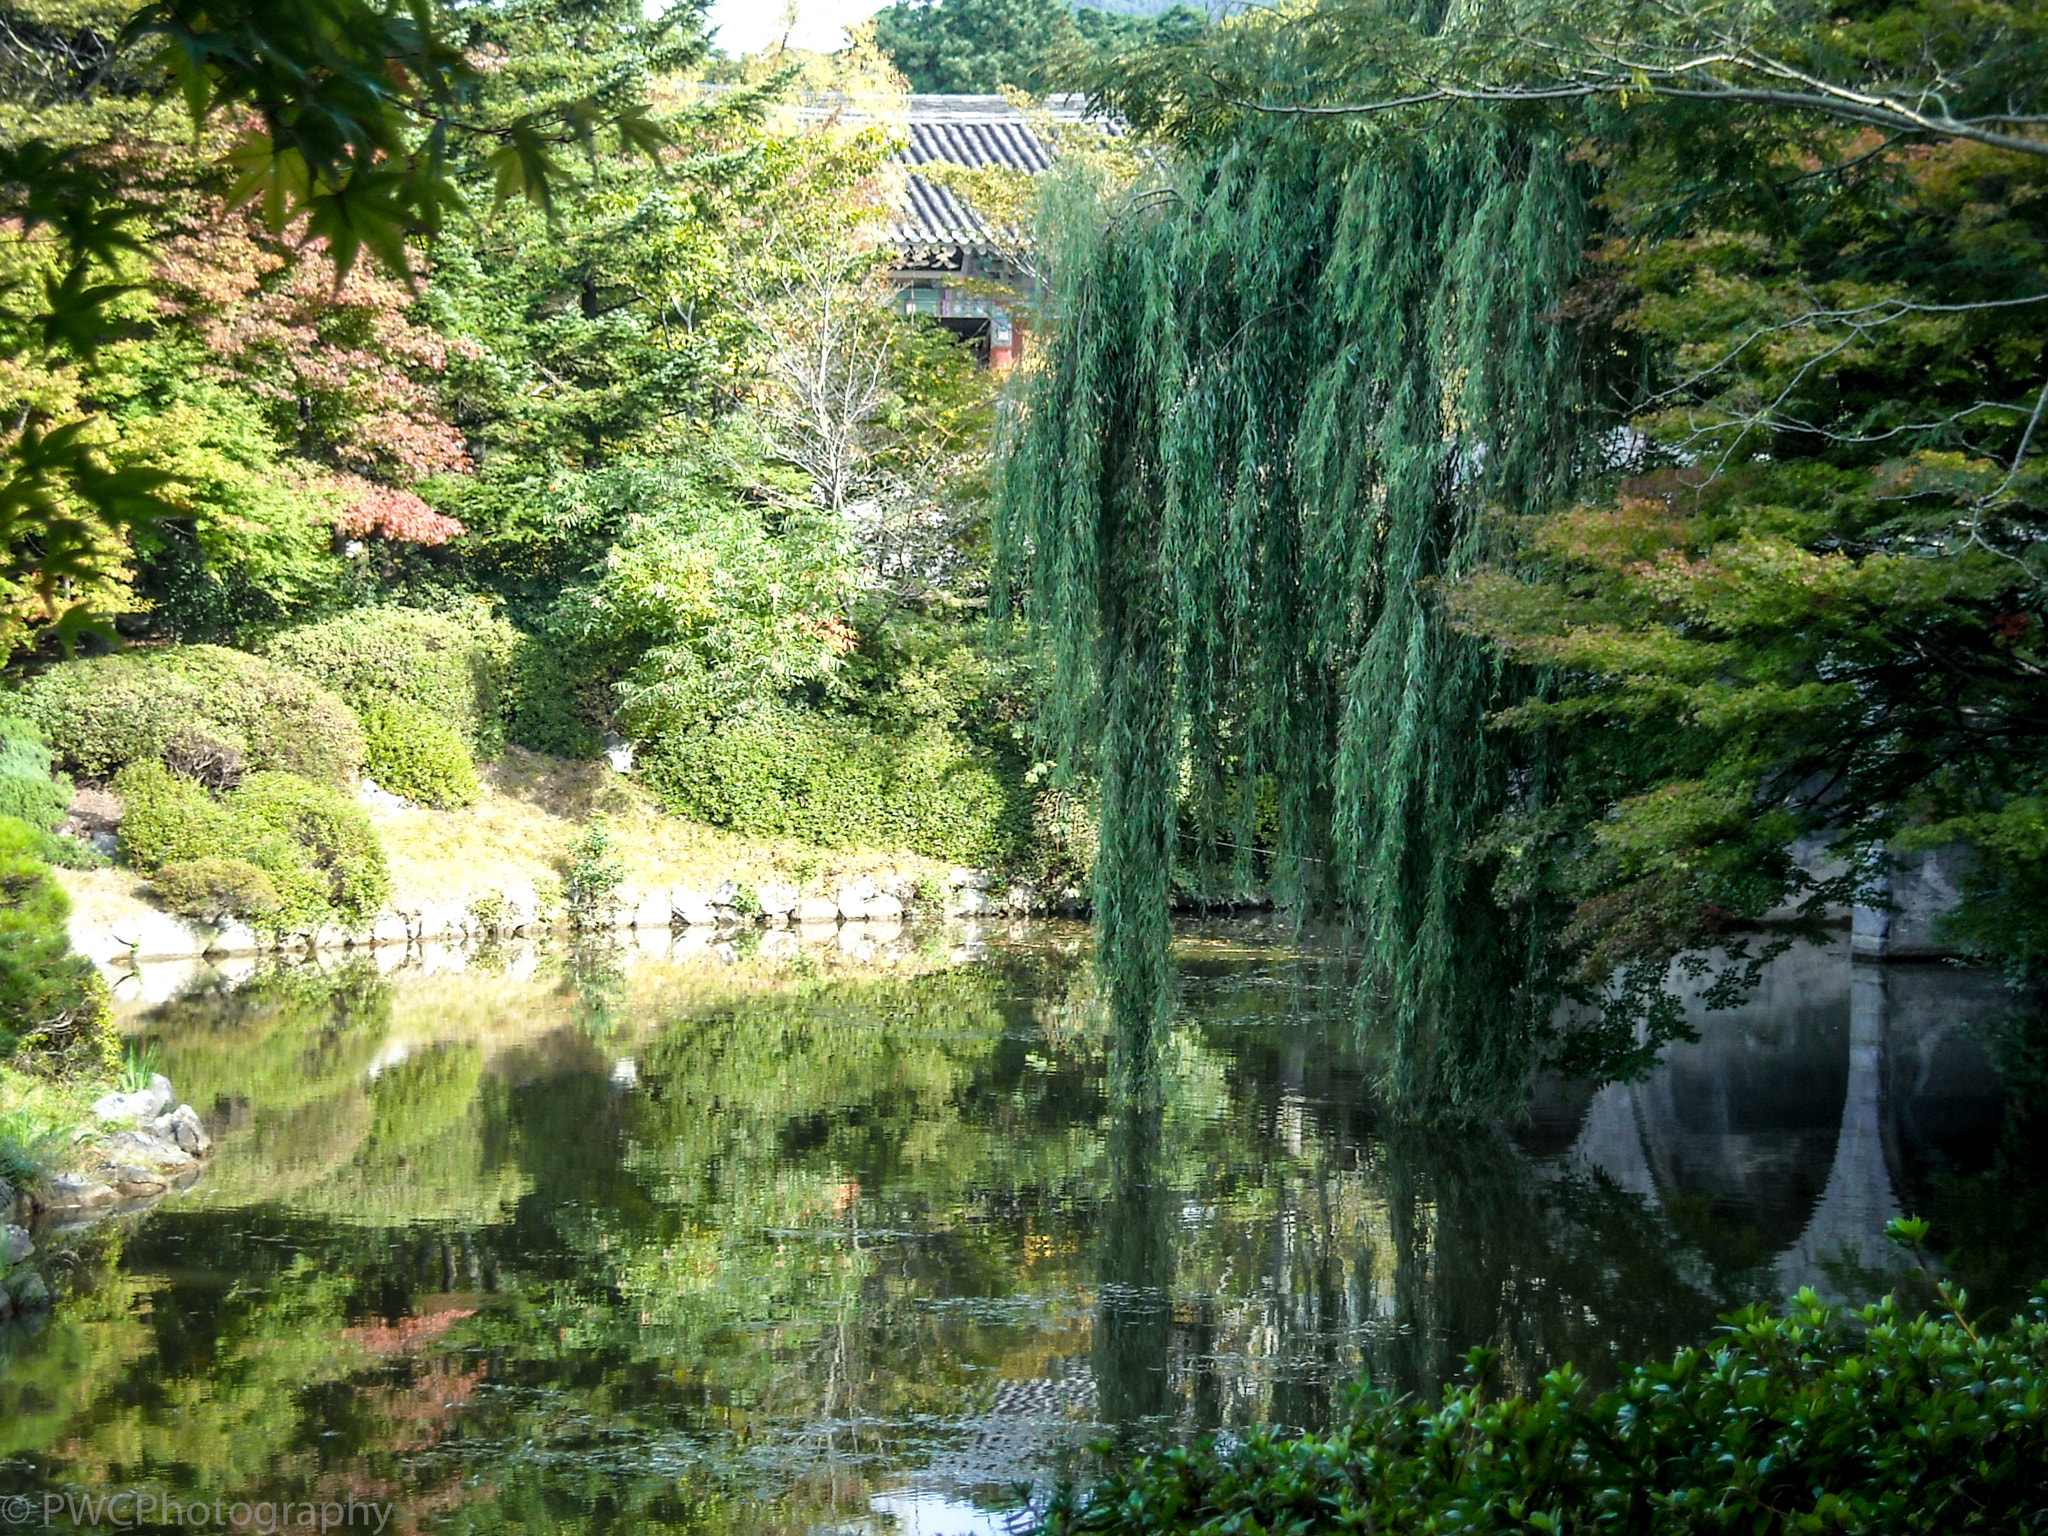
left=22, top=645, right=364, bottom=786
left=259, top=605, right=515, bottom=758
left=562, top=818, right=626, bottom=927
left=505, top=632, right=604, bottom=759
left=114, top=762, right=236, bottom=873
left=0, top=816, right=114, bottom=1075
left=117, top=763, right=389, bottom=930
left=360, top=699, right=481, bottom=808
left=152, top=857, right=285, bottom=924
left=0, top=716, right=73, bottom=832
left=642, top=708, right=1025, bottom=864
left=1048, top=1279, right=2048, bottom=1536
left=230, top=772, right=390, bottom=925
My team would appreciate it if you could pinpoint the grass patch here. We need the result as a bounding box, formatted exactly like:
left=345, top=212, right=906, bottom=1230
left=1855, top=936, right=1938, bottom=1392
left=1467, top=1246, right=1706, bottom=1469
left=367, top=746, right=956, bottom=907
left=0, top=1070, right=96, bottom=1187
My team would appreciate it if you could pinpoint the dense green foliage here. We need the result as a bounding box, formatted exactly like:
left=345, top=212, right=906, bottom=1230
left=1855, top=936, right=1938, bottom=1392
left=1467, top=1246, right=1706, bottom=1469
left=645, top=709, right=1023, bottom=862
left=873, top=0, right=1204, bottom=92
left=0, top=716, right=73, bottom=832
left=258, top=606, right=515, bottom=758
left=358, top=699, right=481, bottom=809
left=0, top=817, right=111, bottom=1072
left=116, top=761, right=389, bottom=929
left=22, top=646, right=365, bottom=788
left=1052, top=1283, right=2048, bottom=1536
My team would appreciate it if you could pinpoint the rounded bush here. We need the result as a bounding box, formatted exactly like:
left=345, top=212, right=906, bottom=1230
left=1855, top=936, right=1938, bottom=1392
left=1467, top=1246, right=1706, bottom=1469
left=115, top=762, right=236, bottom=874
left=259, top=606, right=515, bottom=758
left=22, top=646, right=364, bottom=787
left=116, top=762, right=389, bottom=929
left=152, top=856, right=285, bottom=924
left=231, top=772, right=390, bottom=925
left=0, top=716, right=73, bottom=832
left=641, top=708, right=1024, bottom=864
left=361, top=699, right=481, bottom=809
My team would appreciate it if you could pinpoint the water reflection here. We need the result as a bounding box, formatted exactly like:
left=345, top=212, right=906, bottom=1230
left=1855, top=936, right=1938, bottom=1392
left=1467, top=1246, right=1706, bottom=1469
left=0, top=926, right=2028, bottom=1533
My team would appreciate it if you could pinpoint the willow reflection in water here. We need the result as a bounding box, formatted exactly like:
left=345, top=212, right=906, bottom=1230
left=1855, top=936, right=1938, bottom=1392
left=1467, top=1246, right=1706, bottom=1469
left=0, top=926, right=2021, bottom=1533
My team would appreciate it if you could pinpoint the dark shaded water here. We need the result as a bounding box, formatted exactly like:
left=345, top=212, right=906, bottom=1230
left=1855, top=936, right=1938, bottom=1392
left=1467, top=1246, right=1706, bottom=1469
left=0, top=924, right=2033, bottom=1534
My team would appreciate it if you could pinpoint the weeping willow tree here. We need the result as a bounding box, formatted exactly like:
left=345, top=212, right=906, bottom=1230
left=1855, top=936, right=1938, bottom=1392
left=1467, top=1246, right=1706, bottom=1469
left=999, top=108, right=1590, bottom=1113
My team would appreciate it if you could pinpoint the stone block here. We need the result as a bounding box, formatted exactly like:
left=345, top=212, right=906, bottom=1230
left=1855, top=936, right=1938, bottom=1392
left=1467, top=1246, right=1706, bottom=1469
left=863, top=893, right=904, bottom=922
left=949, top=867, right=992, bottom=891
left=111, top=909, right=209, bottom=960
left=796, top=896, right=840, bottom=924
left=757, top=882, right=799, bottom=918
left=632, top=891, right=674, bottom=932
left=672, top=889, right=719, bottom=926
left=947, top=888, right=991, bottom=917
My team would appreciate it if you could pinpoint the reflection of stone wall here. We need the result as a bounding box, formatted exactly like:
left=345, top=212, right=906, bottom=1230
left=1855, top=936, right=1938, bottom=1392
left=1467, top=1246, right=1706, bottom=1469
left=1853, top=843, right=1973, bottom=959
left=1551, top=937, right=2011, bottom=1297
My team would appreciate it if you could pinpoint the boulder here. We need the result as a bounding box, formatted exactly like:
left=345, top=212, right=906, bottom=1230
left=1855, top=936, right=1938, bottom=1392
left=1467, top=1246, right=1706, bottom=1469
left=881, top=874, right=919, bottom=903
left=112, top=1166, right=167, bottom=1198
left=3, top=1224, right=31, bottom=1265
left=672, top=889, right=718, bottom=926
left=8, top=1269, right=50, bottom=1310
left=92, top=1074, right=175, bottom=1126
left=1004, top=884, right=1036, bottom=916
left=369, top=913, right=411, bottom=947
left=101, top=1129, right=194, bottom=1169
left=796, top=896, right=840, bottom=924
left=632, top=891, right=673, bottom=932
left=949, top=867, right=993, bottom=892
left=153, top=1105, right=212, bottom=1157
left=835, top=878, right=877, bottom=920
left=712, top=879, right=740, bottom=907
left=947, top=888, right=992, bottom=918
left=757, top=883, right=799, bottom=918
left=43, top=1174, right=116, bottom=1210
left=863, top=893, right=904, bottom=922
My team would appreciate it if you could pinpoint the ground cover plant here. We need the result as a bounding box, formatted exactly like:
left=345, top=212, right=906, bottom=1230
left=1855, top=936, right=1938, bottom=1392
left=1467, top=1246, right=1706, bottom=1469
left=1049, top=1265, right=2048, bottom=1536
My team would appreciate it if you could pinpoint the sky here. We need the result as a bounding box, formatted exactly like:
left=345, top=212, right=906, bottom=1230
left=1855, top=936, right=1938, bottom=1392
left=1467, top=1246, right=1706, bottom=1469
left=703, top=0, right=888, bottom=56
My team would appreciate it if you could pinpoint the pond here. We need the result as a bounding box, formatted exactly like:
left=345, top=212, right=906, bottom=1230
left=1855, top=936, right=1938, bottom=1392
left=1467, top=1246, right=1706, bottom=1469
left=0, top=922, right=2034, bottom=1535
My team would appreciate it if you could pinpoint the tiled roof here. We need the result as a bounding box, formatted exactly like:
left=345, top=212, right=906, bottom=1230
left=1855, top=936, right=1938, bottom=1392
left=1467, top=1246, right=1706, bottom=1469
left=777, top=93, right=1105, bottom=256
left=893, top=97, right=1064, bottom=253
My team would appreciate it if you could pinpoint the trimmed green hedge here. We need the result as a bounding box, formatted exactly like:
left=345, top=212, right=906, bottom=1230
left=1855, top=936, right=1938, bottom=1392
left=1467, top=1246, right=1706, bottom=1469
left=0, top=716, right=73, bottom=832
left=21, top=645, right=364, bottom=787
left=117, top=762, right=389, bottom=930
left=360, top=699, right=481, bottom=808
left=258, top=606, right=514, bottom=758
left=1049, top=1285, right=2048, bottom=1536
left=641, top=708, right=1025, bottom=864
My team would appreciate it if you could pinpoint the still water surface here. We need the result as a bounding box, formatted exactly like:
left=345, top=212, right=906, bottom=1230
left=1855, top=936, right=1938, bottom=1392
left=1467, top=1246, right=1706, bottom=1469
left=0, top=922, right=2029, bottom=1533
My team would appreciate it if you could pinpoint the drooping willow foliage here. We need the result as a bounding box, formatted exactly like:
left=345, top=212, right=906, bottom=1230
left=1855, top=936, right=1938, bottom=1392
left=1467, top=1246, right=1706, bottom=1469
left=999, top=116, right=1589, bottom=1112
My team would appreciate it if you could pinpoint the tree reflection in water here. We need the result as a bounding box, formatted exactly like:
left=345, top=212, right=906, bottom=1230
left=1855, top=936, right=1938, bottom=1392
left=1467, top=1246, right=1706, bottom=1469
left=0, top=928, right=2035, bottom=1533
